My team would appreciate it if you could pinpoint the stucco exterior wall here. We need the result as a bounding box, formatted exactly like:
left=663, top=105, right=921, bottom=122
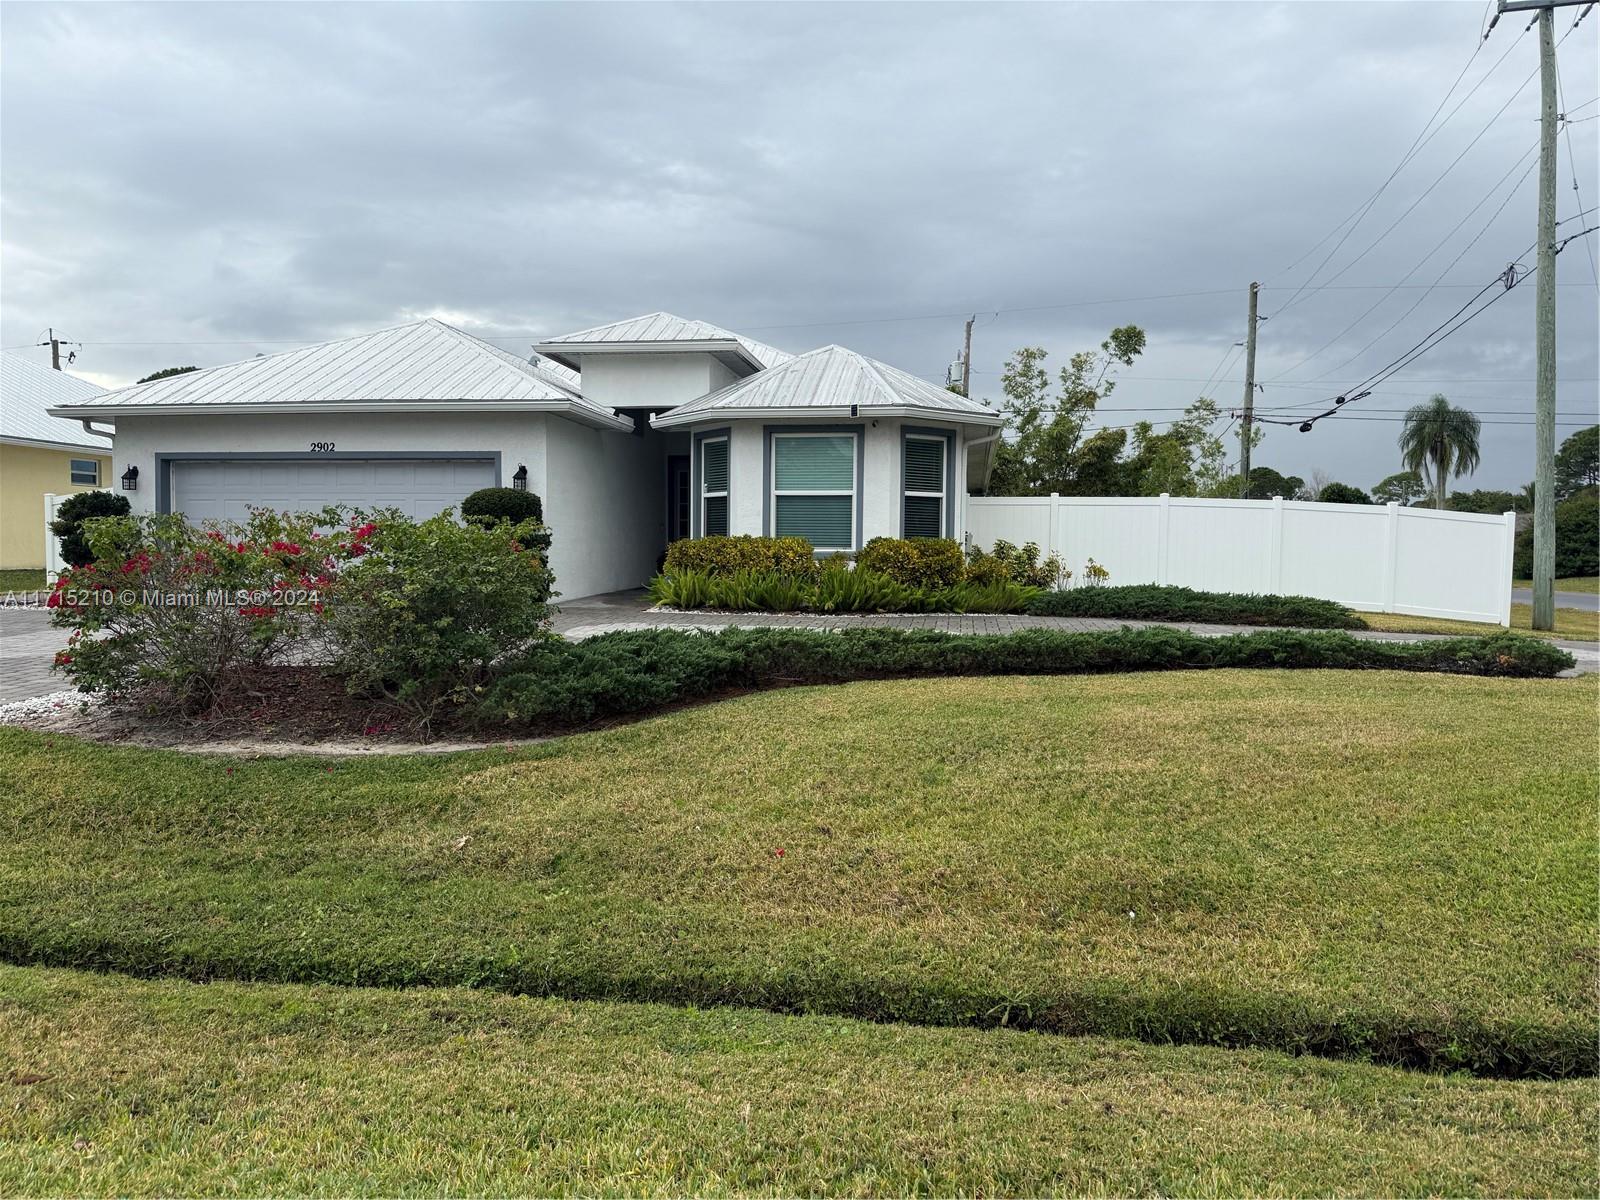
left=544, top=418, right=683, bottom=599
left=693, top=416, right=966, bottom=548
left=578, top=353, right=738, bottom=410
left=1, top=443, right=113, bottom=569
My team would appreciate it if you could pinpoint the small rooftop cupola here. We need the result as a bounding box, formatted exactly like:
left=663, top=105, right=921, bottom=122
left=533, top=312, right=792, bottom=412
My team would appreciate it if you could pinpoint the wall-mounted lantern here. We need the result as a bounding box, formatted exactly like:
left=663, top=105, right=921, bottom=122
left=511, top=464, right=529, bottom=492
left=120, top=465, right=139, bottom=492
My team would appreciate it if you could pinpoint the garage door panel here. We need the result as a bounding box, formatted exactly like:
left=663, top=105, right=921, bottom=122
left=170, top=457, right=497, bottom=523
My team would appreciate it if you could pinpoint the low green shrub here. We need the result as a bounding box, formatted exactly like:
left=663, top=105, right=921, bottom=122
left=1025, top=584, right=1367, bottom=629
left=1513, top=487, right=1598, bottom=579
left=477, top=626, right=1573, bottom=728
left=648, top=565, right=1036, bottom=614
left=857, top=537, right=965, bottom=588
left=326, top=510, right=556, bottom=724
left=49, top=490, right=132, bottom=567
left=966, top=539, right=1069, bottom=589
left=663, top=535, right=817, bottom=579
left=462, top=486, right=543, bottom=526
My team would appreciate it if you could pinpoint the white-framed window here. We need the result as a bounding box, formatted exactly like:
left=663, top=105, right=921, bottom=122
left=771, top=432, right=857, bottom=551
left=69, top=458, right=100, bottom=486
left=902, top=434, right=947, bottom=538
left=700, top=436, right=729, bottom=537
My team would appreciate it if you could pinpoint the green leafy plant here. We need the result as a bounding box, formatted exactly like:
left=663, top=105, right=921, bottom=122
left=325, top=509, right=556, bottom=726
left=966, top=539, right=1069, bottom=589
left=462, top=486, right=544, bottom=526
left=857, top=537, right=965, bottom=588
left=49, top=490, right=132, bottom=567
left=663, top=535, right=818, bottom=579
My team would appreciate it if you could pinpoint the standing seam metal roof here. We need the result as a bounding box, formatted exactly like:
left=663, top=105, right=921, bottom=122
left=536, top=311, right=793, bottom=371
left=1, top=353, right=110, bottom=448
left=47, top=319, right=624, bottom=428
left=651, top=344, right=1002, bottom=427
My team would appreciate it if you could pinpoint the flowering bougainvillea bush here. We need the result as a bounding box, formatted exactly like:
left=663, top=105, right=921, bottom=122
left=48, top=508, right=355, bottom=712
left=49, top=507, right=557, bottom=724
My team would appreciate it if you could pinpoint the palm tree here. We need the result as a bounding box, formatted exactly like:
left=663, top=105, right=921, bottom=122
left=1399, top=394, right=1482, bottom=510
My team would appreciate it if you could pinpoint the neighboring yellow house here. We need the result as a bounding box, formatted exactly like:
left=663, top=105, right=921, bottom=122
left=1, top=353, right=112, bottom=571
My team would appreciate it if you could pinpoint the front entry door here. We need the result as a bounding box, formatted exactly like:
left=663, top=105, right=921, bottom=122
left=666, top=455, right=690, bottom=544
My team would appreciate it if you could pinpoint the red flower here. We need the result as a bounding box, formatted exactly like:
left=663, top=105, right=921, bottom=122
left=270, top=540, right=303, bottom=555
left=53, top=651, right=73, bottom=665
left=349, top=521, right=377, bottom=540
left=773, top=847, right=785, bottom=858
left=348, top=543, right=369, bottom=557
left=238, top=605, right=275, bottom=618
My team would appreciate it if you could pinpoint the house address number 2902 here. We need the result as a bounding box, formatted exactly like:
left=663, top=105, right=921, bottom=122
left=309, top=442, right=336, bottom=452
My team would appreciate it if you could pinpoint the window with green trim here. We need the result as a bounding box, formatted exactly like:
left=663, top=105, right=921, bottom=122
left=700, top=437, right=729, bottom=537
left=772, top=433, right=856, bottom=550
left=903, top=435, right=946, bottom=538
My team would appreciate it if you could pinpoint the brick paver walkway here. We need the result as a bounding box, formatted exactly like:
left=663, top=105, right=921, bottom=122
left=4, top=589, right=1593, bottom=704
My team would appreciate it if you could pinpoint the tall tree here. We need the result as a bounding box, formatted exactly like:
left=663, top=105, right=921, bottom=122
left=986, top=326, right=1146, bottom=495
left=136, top=365, right=199, bottom=384
left=1398, top=394, right=1481, bottom=510
left=1554, top=424, right=1598, bottom=498
left=1371, top=469, right=1427, bottom=506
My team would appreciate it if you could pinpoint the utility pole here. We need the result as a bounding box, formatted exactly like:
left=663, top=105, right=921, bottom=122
left=962, top=314, right=975, bottom=397
left=35, top=327, right=77, bottom=371
left=1492, top=0, right=1589, bottom=628
left=1239, top=281, right=1259, bottom=498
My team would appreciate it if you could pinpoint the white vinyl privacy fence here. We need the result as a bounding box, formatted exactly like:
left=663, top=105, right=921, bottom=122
left=964, top=494, right=1517, bottom=625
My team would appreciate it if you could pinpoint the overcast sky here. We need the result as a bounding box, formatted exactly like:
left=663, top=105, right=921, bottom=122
left=2, top=0, right=1595, bottom=491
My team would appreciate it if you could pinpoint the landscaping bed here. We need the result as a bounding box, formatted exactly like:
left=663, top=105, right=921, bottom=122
left=2, top=964, right=1592, bottom=1196
left=1, top=670, right=1592, bottom=1077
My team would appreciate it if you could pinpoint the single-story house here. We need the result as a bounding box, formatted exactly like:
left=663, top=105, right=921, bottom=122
left=49, top=313, right=1003, bottom=599
left=1, top=353, right=112, bottom=571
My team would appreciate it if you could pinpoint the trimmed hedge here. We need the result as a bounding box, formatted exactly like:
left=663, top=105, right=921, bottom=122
left=649, top=567, right=1037, bottom=614
left=663, top=535, right=819, bottom=578
left=477, top=626, right=1572, bottom=728
left=462, top=487, right=544, bottom=526
left=1026, top=584, right=1368, bottom=629
left=857, top=537, right=965, bottom=588
left=49, top=490, right=132, bottom=567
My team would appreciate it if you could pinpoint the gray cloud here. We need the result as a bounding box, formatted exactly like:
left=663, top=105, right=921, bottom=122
left=3, top=0, right=1595, bottom=490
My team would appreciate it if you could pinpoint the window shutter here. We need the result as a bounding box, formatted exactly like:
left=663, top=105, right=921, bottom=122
left=702, top=440, right=729, bottom=494
left=774, top=436, right=853, bottom=490
left=775, top=495, right=852, bottom=546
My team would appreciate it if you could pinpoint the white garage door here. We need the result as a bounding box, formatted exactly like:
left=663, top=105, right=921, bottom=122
left=169, top=457, right=498, bottom=522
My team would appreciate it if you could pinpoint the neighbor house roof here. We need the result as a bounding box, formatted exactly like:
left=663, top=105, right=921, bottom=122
left=47, top=319, right=632, bottom=432
left=1, top=353, right=111, bottom=452
left=650, top=344, right=1004, bottom=429
left=535, top=311, right=793, bottom=374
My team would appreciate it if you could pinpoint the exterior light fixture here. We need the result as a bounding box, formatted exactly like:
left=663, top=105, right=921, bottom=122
left=120, top=465, right=139, bottom=491
left=511, top=464, right=529, bottom=492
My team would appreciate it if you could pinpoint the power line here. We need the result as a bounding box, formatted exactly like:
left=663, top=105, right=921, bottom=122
left=1266, top=19, right=1509, bottom=293
left=1555, top=54, right=1600, bottom=286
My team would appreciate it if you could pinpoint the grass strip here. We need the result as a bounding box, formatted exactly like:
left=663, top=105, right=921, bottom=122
left=1, top=964, right=1593, bottom=1197
left=1362, top=604, right=1598, bottom=644
left=0, top=671, right=1593, bottom=1078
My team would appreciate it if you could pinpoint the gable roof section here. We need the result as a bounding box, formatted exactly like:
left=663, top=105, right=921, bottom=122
left=535, top=311, right=793, bottom=374
left=47, top=319, right=632, bottom=431
left=1, top=353, right=111, bottom=451
left=651, top=344, right=1003, bottom=429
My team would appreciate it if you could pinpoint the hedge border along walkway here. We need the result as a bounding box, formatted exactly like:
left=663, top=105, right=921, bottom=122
left=1023, top=583, right=1367, bottom=627
left=476, top=626, right=1575, bottom=729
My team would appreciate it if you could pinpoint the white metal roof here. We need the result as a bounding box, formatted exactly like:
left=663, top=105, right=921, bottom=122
left=49, top=319, right=632, bottom=431
left=651, top=344, right=1003, bottom=429
left=1, top=353, right=111, bottom=451
left=535, top=311, right=793, bottom=374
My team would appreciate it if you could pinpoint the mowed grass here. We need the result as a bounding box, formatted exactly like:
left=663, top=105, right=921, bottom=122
left=1360, top=603, right=1598, bottom=643
left=0, top=671, right=1594, bottom=1074
left=0, top=568, right=46, bottom=593
left=1514, top=576, right=1600, bottom=594
left=1, top=966, right=1594, bottom=1198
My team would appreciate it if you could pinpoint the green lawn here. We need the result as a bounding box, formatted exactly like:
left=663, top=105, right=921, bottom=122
left=1514, top=576, right=1600, bottom=594
left=1, top=670, right=1593, bottom=1076
left=0, top=568, right=46, bottom=592
left=1, top=966, right=1592, bottom=1198
left=1361, top=603, right=1597, bottom=643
